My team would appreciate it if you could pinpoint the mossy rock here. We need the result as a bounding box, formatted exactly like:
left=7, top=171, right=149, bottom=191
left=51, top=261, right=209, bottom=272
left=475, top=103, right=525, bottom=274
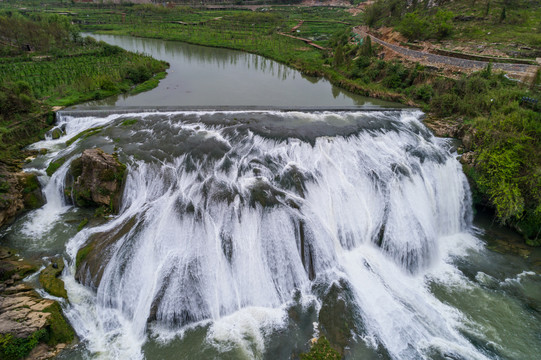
left=299, top=336, right=341, bottom=360
left=51, top=128, right=63, bottom=140
left=75, top=242, right=95, bottom=271
left=46, top=157, right=66, bottom=177
left=0, top=246, right=38, bottom=282
left=75, top=216, right=136, bottom=288
left=43, top=302, right=75, bottom=346
left=39, top=258, right=68, bottom=299
left=20, top=173, right=44, bottom=210
left=66, top=149, right=126, bottom=214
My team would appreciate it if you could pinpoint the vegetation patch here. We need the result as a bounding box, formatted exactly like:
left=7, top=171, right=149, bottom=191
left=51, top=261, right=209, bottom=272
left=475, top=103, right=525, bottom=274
left=43, top=302, right=75, bottom=346
left=300, top=336, right=341, bottom=360
left=65, top=126, right=104, bottom=146
left=120, top=118, right=138, bottom=126
left=76, top=242, right=95, bottom=270
left=0, top=329, right=46, bottom=360
left=45, top=157, right=66, bottom=177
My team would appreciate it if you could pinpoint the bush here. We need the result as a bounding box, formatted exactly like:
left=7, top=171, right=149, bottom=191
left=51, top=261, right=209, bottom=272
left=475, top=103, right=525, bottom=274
left=415, top=84, right=434, bottom=102
left=398, top=12, right=430, bottom=41
left=124, top=64, right=152, bottom=83
left=432, top=10, right=454, bottom=40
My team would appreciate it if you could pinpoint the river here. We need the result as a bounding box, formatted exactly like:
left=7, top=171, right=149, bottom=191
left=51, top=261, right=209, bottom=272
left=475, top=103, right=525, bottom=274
left=1, top=34, right=540, bottom=360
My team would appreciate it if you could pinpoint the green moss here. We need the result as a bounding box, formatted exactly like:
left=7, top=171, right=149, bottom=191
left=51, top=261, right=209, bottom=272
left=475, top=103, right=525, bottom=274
left=65, top=126, right=104, bottom=147
left=300, top=337, right=341, bottom=360
left=21, top=174, right=40, bottom=194
left=76, top=242, right=95, bottom=270
left=46, top=157, right=66, bottom=177
left=77, top=218, right=88, bottom=232
left=51, top=128, right=63, bottom=140
left=0, top=329, right=46, bottom=360
left=23, top=193, right=42, bottom=209
left=39, top=258, right=68, bottom=299
left=70, top=157, right=83, bottom=179
left=121, top=118, right=138, bottom=126
left=43, top=302, right=75, bottom=346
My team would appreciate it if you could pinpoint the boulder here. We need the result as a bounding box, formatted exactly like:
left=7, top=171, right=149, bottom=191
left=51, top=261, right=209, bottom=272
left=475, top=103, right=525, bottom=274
left=39, top=258, right=68, bottom=299
left=66, top=148, right=126, bottom=214
left=0, top=163, right=44, bottom=229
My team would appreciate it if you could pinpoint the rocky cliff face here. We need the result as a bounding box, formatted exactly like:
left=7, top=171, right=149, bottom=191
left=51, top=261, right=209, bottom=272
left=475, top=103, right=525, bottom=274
left=0, top=163, right=44, bottom=229
left=66, top=148, right=126, bottom=214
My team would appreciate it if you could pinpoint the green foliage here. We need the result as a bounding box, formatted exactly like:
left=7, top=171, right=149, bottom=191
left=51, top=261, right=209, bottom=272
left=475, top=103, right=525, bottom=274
left=333, top=45, right=345, bottom=67
left=477, top=145, right=524, bottom=221
left=433, top=10, right=455, bottom=40
left=415, top=84, right=435, bottom=102
left=0, top=81, right=38, bottom=119
left=43, top=302, right=75, bottom=346
left=299, top=337, right=341, bottom=360
left=0, top=329, right=46, bottom=360
left=398, top=12, right=430, bottom=41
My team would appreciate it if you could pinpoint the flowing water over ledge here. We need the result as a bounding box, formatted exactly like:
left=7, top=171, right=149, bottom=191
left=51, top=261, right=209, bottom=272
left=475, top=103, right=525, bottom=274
left=2, top=109, right=540, bottom=360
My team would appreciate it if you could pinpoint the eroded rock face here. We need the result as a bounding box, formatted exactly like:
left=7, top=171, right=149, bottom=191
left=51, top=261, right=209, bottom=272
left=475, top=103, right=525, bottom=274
left=0, top=163, right=44, bottom=229
left=75, top=216, right=136, bottom=290
left=66, top=148, right=126, bottom=214
left=0, top=247, right=74, bottom=360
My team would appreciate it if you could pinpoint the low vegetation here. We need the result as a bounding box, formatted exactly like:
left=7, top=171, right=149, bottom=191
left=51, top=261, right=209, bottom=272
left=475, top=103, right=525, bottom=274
left=0, top=11, right=168, bottom=165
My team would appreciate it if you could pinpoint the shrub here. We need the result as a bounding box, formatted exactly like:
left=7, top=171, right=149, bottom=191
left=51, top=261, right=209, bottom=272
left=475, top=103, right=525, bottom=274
left=432, top=10, right=454, bottom=40
left=415, top=84, right=434, bottom=102
left=398, top=12, right=430, bottom=41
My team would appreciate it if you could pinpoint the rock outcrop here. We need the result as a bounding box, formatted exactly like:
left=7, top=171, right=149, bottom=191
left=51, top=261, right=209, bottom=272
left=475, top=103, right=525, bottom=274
left=39, top=258, right=68, bottom=299
left=66, top=148, right=126, bottom=214
left=0, top=163, right=44, bottom=229
left=0, top=248, right=74, bottom=360
left=75, top=216, right=136, bottom=290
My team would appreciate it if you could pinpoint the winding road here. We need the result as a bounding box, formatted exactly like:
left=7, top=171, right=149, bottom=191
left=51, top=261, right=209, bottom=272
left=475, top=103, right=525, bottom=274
left=353, top=27, right=538, bottom=75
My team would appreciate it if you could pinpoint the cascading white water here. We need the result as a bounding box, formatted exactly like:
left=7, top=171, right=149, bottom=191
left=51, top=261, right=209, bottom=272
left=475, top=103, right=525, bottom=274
left=48, top=109, right=496, bottom=359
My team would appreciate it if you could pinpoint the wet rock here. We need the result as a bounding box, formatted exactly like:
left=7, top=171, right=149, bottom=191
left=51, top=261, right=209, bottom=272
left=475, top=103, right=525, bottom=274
left=75, top=216, right=136, bottom=289
left=423, top=116, right=461, bottom=138
left=39, top=257, right=68, bottom=299
left=460, top=151, right=477, bottom=168
left=0, top=164, right=44, bottom=229
left=66, top=148, right=126, bottom=214
left=317, top=280, right=361, bottom=355
left=50, top=128, right=63, bottom=140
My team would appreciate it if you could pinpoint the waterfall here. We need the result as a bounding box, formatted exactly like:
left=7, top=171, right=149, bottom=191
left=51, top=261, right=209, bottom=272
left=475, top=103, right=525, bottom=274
left=52, top=109, right=490, bottom=359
